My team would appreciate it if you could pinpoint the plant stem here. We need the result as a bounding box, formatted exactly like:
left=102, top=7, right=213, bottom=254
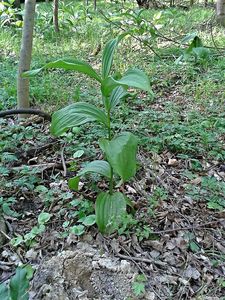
left=107, top=110, right=111, bottom=141
left=107, top=109, right=114, bottom=194
left=109, top=167, right=114, bottom=195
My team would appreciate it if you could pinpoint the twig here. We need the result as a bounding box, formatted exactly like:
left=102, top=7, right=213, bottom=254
left=60, top=146, right=67, bottom=177
left=116, top=253, right=166, bottom=266
left=0, top=230, right=11, bottom=240
left=151, top=219, right=223, bottom=235
left=15, top=140, right=58, bottom=158
left=12, top=161, right=73, bottom=172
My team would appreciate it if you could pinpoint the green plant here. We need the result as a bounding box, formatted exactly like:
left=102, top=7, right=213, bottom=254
left=61, top=198, right=96, bottom=237
left=147, top=187, right=168, bottom=216
left=0, top=0, right=22, bottom=27
left=176, top=33, right=211, bottom=64
left=132, top=274, right=147, bottom=297
left=0, top=197, right=20, bottom=218
left=185, top=176, right=225, bottom=210
left=0, top=266, right=33, bottom=300
left=24, top=36, right=152, bottom=234
left=11, top=211, right=52, bottom=247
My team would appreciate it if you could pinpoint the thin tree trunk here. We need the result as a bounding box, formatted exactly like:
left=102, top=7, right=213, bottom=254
left=53, top=0, right=59, bottom=32
left=217, top=0, right=225, bottom=26
left=17, top=0, right=36, bottom=118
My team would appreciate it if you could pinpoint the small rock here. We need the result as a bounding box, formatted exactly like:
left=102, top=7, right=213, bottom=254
left=120, top=260, right=131, bottom=273
left=168, top=159, right=178, bottom=166
left=97, top=258, right=118, bottom=271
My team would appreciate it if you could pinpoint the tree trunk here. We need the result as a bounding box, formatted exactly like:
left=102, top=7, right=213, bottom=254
left=136, top=0, right=149, bottom=8
left=217, top=0, right=225, bottom=26
left=53, top=0, right=59, bottom=32
left=17, top=0, right=36, bottom=118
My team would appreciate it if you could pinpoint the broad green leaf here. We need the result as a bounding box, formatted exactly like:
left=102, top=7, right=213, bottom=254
left=102, top=38, right=119, bottom=79
left=101, top=69, right=152, bottom=97
left=51, top=102, right=109, bottom=136
left=191, top=36, right=203, bottom=48
left=117, top=69, right=152, bottom=93
left=101, top=76, right=120, bottom=97
left=68, top=176, right=80, bottom=191
left=181, top=32, right=198, bottom=43
left=102, top=35, right=126, bottom=79
left=23, top=265, right=34, bottom=280
left=10, top=268, right=29, bottom=300
left=185, top=36, right=203, bottom=55
left=0, top=283, right=9, bottom=300
left=23, top=59, right=102, bottom=83
left=96, top=192, right=126, bottom=234
left=109, top=86, right=129, bottom=111
left=78, top=160, right=111, bottom=178
left=192, top=47, right=210, bottom=59
left=82, top=214, right=96, bottom=226
left=99, top=132, right=138, bottom=182
left=23, top=68, right=42, bottom=77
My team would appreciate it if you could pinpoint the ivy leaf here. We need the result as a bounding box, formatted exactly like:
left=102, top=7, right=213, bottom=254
left=82, top=215, right=96, bottom=226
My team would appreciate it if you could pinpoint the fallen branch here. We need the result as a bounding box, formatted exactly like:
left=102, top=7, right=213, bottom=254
left=60, top=146, right=67, bottom=177
left=15, top=140, right=58, bottom=158
left=116, top=253, right=166, bottom=266
left=12, top=160, right=73, bottom=172
left=0, top=109, right=51, bottom=121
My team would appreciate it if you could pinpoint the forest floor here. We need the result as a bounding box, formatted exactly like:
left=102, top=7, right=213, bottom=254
left=0, top=1, right=225, bottom=299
